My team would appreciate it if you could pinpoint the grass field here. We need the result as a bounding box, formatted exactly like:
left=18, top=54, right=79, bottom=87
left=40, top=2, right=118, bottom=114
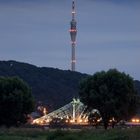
left=0, top=127, right=140, bottom=140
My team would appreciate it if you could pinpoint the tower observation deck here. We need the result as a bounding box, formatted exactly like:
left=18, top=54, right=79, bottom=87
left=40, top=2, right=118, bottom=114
left=69, top=0, right=77, bottom=71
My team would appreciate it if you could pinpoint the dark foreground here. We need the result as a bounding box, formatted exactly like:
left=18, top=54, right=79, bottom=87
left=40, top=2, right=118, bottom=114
left=0, top=127, right=140, bottom=140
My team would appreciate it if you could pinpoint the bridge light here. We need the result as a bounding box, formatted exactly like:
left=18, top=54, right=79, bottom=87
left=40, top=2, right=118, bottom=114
left=109, top=119, right=112, bottom=122
left=136, top=119, right=140, bottom=123
left=132, top=119, right=135, bottom=122
left=97, top=119, right=100, bottom=122
left=84, top=119, right=88, bottom=123
left=70, top=119, right=74, bottom=123
left=65, top=120, right=69, bottom=123
left=79, top=119, right=82, bottom=123
left=46, top=119, right=50, bottom=123
left=131, top=118, right=140, bottom=123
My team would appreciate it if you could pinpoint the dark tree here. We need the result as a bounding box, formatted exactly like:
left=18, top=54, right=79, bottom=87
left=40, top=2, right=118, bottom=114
left=79, top=69, right=139, bottom=129
left=0, top=77, right=34, bottom=127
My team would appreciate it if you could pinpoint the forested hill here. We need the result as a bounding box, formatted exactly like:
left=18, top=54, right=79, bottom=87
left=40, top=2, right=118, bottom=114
left=0, top=60, right=140, bottom=110
left=0, top=60, right=87, bottom=110
left=134, top=80, right=140, bottom=95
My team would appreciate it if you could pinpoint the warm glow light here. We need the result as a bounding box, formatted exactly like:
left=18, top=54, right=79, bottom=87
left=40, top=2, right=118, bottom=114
left=97, top=119, right=100, bottom=122
left=131, top=119, right=135, bottom=122
left=46, top=119, right=50, bottom=123
left=33, top=119, right=39, bottom=124
left=79, top=119, right=82, bottom=123
left=70, top=120, right=74, bottom=123
left=84, top=119, right=88, bottom=123
left=136, top=119, right=140, bottom=123
left=43, top=108, right=47, bottom=115
left=109, top=119, right=112, bottom=122
left=65, top=120, right=69, bottom=123
left=131, top=118, right=140, bottom=123
left=69, top=29, right=77, bottom=32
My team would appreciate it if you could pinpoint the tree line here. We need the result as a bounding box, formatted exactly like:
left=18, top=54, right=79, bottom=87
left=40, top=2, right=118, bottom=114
left=0, top=69, right=139, bottom=129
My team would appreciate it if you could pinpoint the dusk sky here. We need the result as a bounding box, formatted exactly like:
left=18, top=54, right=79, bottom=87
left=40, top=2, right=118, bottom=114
left=0, top=0, right=140, bottom=80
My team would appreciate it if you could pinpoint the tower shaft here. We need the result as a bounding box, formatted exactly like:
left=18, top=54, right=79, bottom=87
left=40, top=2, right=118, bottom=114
left=70, top=0, right=77, bottom=71
left=71, top=43, right=76, bottom=71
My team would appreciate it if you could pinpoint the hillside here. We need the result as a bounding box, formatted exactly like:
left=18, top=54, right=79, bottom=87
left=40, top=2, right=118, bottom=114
left=134, top=80, right=140, bottom=94
left=0, top=60, right=140, bottom=111
left=0, top=60, right=87, bottom=110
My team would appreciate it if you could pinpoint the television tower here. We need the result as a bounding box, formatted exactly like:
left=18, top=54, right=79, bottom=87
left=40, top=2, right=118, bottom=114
left=69, top=0, right=77, bottom=71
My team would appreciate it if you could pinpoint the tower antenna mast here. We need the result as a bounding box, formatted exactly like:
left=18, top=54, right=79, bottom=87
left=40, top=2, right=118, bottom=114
left=69, top=0, right=77, bottom=71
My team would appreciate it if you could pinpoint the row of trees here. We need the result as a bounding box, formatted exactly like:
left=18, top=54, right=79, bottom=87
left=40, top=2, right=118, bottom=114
left=79, top=69, right=140, bottom=129
left=0, top=69, right=139, bottom=129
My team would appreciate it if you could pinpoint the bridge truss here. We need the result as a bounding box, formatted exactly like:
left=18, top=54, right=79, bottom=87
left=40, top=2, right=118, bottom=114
left=33, top=98, right=98, bottom=125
